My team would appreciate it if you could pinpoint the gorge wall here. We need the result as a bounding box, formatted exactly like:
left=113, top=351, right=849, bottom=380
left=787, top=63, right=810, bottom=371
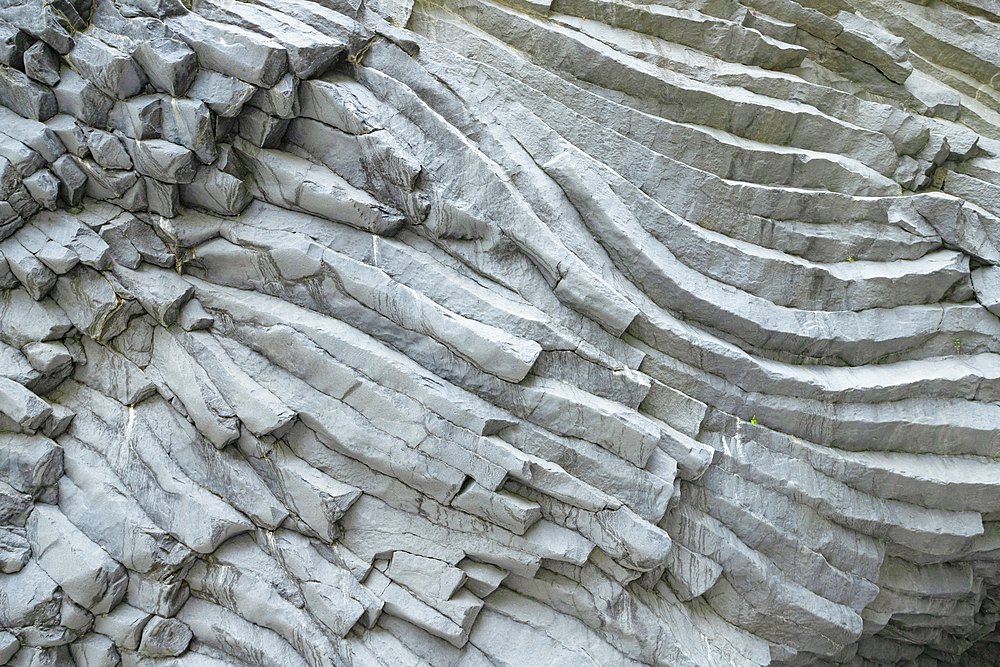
left=2, top=0, right=1000, bottom=665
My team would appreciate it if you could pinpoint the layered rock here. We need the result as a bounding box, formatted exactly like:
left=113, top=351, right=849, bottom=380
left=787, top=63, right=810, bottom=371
left=1, top=0, right=1000, bottom=665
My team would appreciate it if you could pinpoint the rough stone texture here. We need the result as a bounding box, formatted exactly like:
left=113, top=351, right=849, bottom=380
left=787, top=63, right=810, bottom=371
left=3, top=1, right=1000, bottom=666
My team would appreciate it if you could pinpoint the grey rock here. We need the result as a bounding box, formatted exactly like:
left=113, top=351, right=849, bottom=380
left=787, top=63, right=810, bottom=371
left=51, top=265, right=139, bottom=341
left=5, top=2, right=1000, bottom=666
left=247, top=72, right=297, bottom=119
left=0, top=631, right=19, bottom=663
left=186, top=70, right=255, bottom=118
left=233, top=138, right=405, bottom=235
left=176, top=298, right=213, bottom=330
left=21, top=341, right=72, bottom=375
left=191, top=0, right=344, bottom=79
left=364, top=567, right=472, bottom=648
left=49, top=154, right=87, bottom=205
left=833, top=10, right=912, bottom=84
left=905, top=69, right=961, bottom=120
left=22, top=170, right=59, bottom=210
left=0, top=558, right=60, bottom=628
left=132, top=38, right=197, bottom=97
left=30, top=210, right=111, bottom=269
left=65, top=35, right=146, bottom=100
left=173, top=327, right=296, bottom=436
left=177, top=598, right=310, bottom=667
left=53, top=67, right=114, bottom=128
left=109, top=96, right=162, bottom=141
left=87, top=130, right=132, bottom=170
left=0, top=133, right=45, bottom=176
left=450, top=483, right=541, bottom=536
left=0, top=525, right=31, bottom=572
left=456, top=558, right=507, bottom=598
left=246, top=0, right=366, bottom=51
left=0, top=236, right=56, bottom=299
left=147, top=326, right=239, bottom=447
left=26, top=503, right=128, bottom=614
left=262, top=528, right=381, bottom=633
left=115, top=266, right=194, bottom=326
left=0, top=288, right=72, bottom=346
left=59, top=596, right=93, bottom=632
left=109, top=313, right=154, bottom=367
left=0, top=0, right=73, bottom=54
left=297, top=75, right=381, bottom=135
left=0, top=107, right=64, bottom=162
left=285, top=118, right=426, bottom=221
left=183, top=540, right=346, bottom=667
left=40, top=402, right=73, bottom=438
left=136, top=617, right=191, bottom=657
left=0, top=18, right=29, bottom=68
left=236, top=106, right=289, bottom=148
left=125, top=572, right=190, bottom=618
left=68, top=634, right=120, bottom=667
left=143, top=177, right=178, bottom=217
left=973, top=265, right=1000, bottom=317
left=92, top=604, right=151, bottom=651
left=179, top=164, right=252, bottom=215
left=386, top=551, right=467, bottom=602
left=23, top=41, right=59, bottom=87
left=74, top=335, right=155, bottom=405
left=112, top=215, right=172, bottom=266
left=121, top=137, right=197, bottom=184
left=238, top=434, right=358, bottom=542
left=0, top=478, right=32, bottom=524
left=165, top=12, right=287, bottom=88
left=160, top=97, right=216, bottom=164
left=56, top=380, right=255, bottom=554
left=58, top=449, right=194, bottom=578
left=8, top=646, right=74, bottom=667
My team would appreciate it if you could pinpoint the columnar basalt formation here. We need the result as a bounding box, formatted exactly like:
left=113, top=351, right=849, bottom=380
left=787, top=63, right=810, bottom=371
left=1, top=0, right=1000, bottom=665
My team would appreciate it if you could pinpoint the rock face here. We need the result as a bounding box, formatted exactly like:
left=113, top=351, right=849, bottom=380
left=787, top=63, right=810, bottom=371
left=1, top=0, right=1000, bottom=665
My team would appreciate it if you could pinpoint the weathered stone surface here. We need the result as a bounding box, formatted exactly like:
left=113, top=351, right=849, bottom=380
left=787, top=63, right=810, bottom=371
left=0, top=525, right=31, bottom=572
left=27, top=503, right=128, bottom=614
left=53, top=68, right=114, bottom=128
left=165, top=12, right=288, bottom=88
left=49, top=154, right=86, bottom=205
left=160, top=97, right=216, bottom=165
left=65, top=35, right=146, bottom=101
left=68, top=633, right=119, bottom=667
left=132, top=38, right=197, bottom=97
left=51, top=265, right=138, bottom=342
left=0, top=106, right=64, bottom=161
left=23, top=169, right=60, bottom=210
left=108, top=96, right=161, bottom=141
left=111, top=267, right=182, bottom=325
left=0, top=631, right=19, bottom=663
left=92, top=604, right=151, bottom=651
left=179, top=164, right=252, bottom=215
left=4, top=1, right=1000, bottom=666
left=136, top=617, right=191, bottom=657
left=233, top=138, right=405, bottom=235
left=0, top=0, right=73, bottom=54
left=192, top=0, right=344, bottom=79
left=121, top=137, right=197, bottom=185
left=186, top=70, right=256, bottom=118
left=0, top=18, right=29, bottom=68
left=0, top=236, right=56, bottom=298
left=0, top=64, right=56, bottom=121
left=23, top=41, right=59, bottom=87
left=88, top=130, right=131, bottom=170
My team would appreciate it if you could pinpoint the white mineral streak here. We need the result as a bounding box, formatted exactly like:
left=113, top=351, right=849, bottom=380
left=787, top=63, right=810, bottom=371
left=1, top=0, right=999, bottom=664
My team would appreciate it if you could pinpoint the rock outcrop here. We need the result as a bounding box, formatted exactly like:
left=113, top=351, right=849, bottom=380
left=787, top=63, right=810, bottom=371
left=1, top=0, right=1000, bottom=665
